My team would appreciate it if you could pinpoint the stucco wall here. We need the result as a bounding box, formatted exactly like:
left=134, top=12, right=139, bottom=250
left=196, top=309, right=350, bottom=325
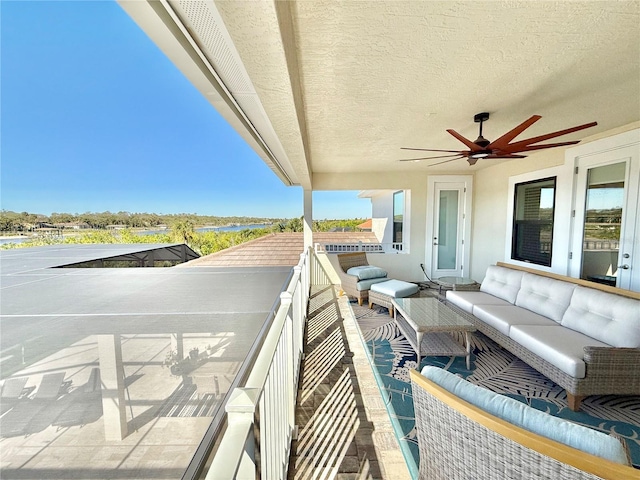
left=314, top=172, right=429, bottom=283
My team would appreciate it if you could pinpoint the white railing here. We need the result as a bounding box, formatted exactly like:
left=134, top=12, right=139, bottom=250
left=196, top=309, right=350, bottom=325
left=583, top=240, right=619, bottom=250
left=204, top=250, right=311, bottom=480
left=314, top=242, right=404, bottom=254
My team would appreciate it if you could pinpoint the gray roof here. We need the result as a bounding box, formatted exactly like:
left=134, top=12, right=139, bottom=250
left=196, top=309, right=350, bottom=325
left=0, top=244, right=293, bottom=476
left=1, top=244, right=291, bottom=367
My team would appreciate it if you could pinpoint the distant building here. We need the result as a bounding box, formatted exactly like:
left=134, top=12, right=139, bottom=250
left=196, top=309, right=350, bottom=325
left=53, top=222, right=90, bottom=230
left=357, top=219, right=372, bottom=231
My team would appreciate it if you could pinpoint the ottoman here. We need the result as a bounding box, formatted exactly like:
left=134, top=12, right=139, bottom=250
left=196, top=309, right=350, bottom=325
left=369, top=279, right=420, bottom=317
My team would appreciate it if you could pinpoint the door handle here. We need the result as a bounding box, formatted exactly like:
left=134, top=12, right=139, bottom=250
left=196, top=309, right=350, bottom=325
left=618, top=264, right=630, bottom=270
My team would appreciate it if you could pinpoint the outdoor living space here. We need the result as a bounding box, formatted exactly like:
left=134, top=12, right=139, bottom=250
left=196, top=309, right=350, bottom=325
left=288, top=278, right=640, bottom=478
left=5, top=1, right=638, bottom=478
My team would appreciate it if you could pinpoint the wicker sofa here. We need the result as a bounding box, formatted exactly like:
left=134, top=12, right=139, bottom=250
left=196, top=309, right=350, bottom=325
left=445, top=263, right=640, bottom=411
left=410, top=368, right=636, bottom=480
left=335, top=252, right=388, bottom=306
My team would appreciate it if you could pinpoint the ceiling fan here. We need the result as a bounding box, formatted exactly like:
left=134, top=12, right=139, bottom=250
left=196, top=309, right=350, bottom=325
left=400, top=112, right=597, bottom=166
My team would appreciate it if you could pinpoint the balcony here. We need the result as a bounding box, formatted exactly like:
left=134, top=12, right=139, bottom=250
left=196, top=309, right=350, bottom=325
left=201, top=248, right=640, bottom=479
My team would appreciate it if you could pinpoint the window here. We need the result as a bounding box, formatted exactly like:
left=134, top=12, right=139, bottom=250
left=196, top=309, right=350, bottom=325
left=393, top=191, right=404, bottom=249
left=511, top=177, right=556, bottom=266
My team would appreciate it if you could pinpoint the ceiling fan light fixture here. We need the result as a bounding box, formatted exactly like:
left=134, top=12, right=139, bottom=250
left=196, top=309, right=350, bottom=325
left=470, top=151, right=490, bottom=159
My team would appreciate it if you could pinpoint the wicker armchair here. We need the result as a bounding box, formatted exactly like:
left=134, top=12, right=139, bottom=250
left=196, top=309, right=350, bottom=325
left=410, top=369, right=636, bottom=480
left=335, top=252, right=385, bottom=306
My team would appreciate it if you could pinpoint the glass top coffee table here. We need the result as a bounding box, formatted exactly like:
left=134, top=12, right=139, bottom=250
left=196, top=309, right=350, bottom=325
left=391, top=297, right=476, bottom=369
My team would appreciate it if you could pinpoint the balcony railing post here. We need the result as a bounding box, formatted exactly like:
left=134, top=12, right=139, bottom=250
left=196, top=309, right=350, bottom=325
left=279, top=291, right=296, bottom=436
left=207, top=387, right=260, bottom=480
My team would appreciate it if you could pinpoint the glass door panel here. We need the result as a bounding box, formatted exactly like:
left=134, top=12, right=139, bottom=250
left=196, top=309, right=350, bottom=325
left=436, top=190, right=459, bottom=270
left=579, top=162, right=625, bottom=286
left=569, top=133, right=638, bottom=292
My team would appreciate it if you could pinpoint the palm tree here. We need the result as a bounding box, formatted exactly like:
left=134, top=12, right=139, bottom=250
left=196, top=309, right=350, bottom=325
left=171, top=220, right=196, bottom=245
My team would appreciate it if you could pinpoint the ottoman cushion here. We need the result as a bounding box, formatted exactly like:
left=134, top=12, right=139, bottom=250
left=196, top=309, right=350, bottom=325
left=370, top=279, right=419, bottom=298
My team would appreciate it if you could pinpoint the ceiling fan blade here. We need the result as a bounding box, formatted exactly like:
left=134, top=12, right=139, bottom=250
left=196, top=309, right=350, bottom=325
left=485, top=154, right=527, bottom=159
left=500, top=141, right=581, bottom=154
left=401, top=147, right=465, bottom=154
left=447, top=129, right=485, bottom=151
left=425, top=156, right=466, bottom=166
left=487, top=115, right=542, bottom=150
left=502, top=121, right=598, bottom=151
left=399, top=154, right=465, bottom=162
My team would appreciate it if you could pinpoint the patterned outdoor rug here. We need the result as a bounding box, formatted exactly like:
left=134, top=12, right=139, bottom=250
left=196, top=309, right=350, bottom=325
left=351, top=300, right=640, bottom=474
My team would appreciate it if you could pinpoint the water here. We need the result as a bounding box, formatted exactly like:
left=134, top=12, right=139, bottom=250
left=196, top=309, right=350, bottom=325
left=139, top=223, right=272, bottom=236
left=0, top=237, right=31, bottom=245
left=197, top=223, right=271, bottom=233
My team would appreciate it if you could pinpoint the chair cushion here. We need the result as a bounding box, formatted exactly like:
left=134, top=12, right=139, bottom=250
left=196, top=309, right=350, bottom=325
left=370, top=279, right=419, bottom=298
left=346, top=265, right=387, bottom=280
left=420, top=366, right=630, bottom=465
left=479, top=265, right=524, bottom=304
left=446, top=290, right=512, bottom=314
left=515, top=273, right=576, bottom=323
left=472, top=305, right=558, bottom=336
left=509, top=325, right=610, bottom=378
left=561, top=286, right=640, bottom=348
left=355, top=277, right=389, bottom=291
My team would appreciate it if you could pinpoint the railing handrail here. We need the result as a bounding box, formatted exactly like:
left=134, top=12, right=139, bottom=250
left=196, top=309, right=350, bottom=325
left=314, top=241, right=404, bottom=253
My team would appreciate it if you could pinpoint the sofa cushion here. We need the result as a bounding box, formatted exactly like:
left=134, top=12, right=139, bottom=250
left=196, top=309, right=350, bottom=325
left=355, top=277, right=389, bottom=291
left=370, top=279, right=419, bottom=298
left=480, top=265, right=524, bottom=304
left=420, top=366, right=630, bottom=465
left=446, top=290, right=512, bottom=314
left=346, top=265, right=387, bottom=281
left=473, top=305, right=558, bottom=336
left=561, top=286, right=640, bottom=348
left=515, top=273, right=576, bottom=323
left=509, top=325, right=610, bottom=378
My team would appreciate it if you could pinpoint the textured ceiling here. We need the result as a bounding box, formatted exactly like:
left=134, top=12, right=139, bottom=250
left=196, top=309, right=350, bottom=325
left=220, top=1, right=639, bottom=175
left=298, top=2, right=640, bottom=171
left=123, top=1, right=640, bottom=183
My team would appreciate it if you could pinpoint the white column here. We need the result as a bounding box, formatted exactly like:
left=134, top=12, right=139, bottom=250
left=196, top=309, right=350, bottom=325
left=98, top=334, right=128, bottom=440
left=171, top=333, right=184, bottom=360
left=303, top=188, right=313, bottom=250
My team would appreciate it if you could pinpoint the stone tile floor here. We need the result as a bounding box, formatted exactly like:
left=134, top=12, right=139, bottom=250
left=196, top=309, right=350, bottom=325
left=287, top=285, right=411, bottom=480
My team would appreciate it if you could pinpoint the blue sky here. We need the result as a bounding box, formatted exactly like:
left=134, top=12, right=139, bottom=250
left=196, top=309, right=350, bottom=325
left=1, top=1, right=370, bottom=220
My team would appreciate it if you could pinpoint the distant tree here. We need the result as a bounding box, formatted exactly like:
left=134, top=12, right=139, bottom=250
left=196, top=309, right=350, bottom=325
left=284, top=217, right=303, bottom=232
left=0, top=211, right=19, bottom=232
left=171, top=220, right=196, bottom=245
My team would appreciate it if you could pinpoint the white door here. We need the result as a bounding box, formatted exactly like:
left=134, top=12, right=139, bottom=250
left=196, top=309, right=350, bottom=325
left=569, top=140, right=640, bottom=291
left=427, top=177, right=473, bottom=280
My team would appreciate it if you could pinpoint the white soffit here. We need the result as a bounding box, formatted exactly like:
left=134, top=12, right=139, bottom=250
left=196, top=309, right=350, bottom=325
left=118, top=0, right=308, bottom=188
